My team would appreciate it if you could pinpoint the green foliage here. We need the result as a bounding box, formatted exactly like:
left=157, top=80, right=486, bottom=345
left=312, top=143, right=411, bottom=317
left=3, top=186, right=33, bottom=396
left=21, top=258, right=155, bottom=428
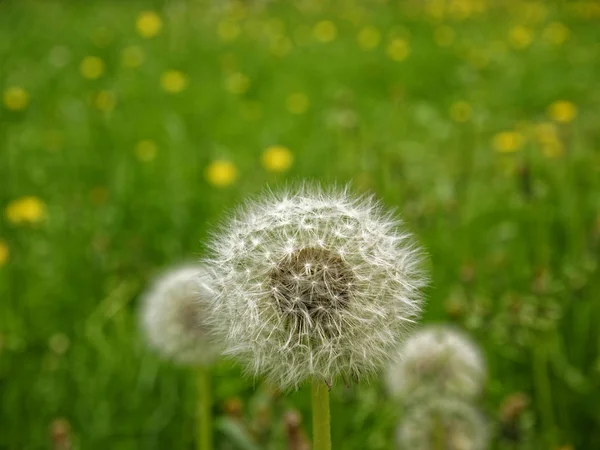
left=1, top=0, right=599, bottom=449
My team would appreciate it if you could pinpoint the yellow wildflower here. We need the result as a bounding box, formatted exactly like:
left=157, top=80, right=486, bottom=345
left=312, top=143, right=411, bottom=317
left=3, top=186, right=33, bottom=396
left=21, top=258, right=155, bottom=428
left=543, top=22, right=570, bottom=45
left=357, top=26, right=381, bottom=51
left=0, top=240, right=8, bottom=267
left=534, top=122, right=559, bottom=144
left=313, top=20, right=337, bottom=43
left=386, top=38, right=410, bottom=62
left=225, top=72, right=250, bottom=95
left=240, top=100, right=263, bottom=121
left=5, top=196, right=47, bottom=225
left=161, top=70, right=188, bottom=93
left=218, top=20, right=240, bottom=42
left=433, top=26, right=455, bottom=47
left=286, top=92, right=309, bottom=114
left=80, top=56, right=105, bottom=80
left=121, top=46, right=145, bottom=68
left=509, top=26, right=533, bottom=50
left=262, top=146, right=293, bottom=172
left=492, top=131, right=525, bottom=153
left=449, top=101, right=472, bottom=123
left=136, top=11, right=162, bottom=38
left=94, top=90, right=116, bottom=112
left=205, top=160, right=238, bottom=187
left=270, top=36, right=293, bottom=58
left=3, top=86, right=29, bottom=111
left=547, top=101, right=577, bottom=123
left=135, top=140, right=158, bottom=162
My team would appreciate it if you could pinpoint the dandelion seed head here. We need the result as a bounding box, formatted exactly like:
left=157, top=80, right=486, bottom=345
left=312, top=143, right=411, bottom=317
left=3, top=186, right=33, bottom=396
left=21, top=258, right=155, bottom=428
left=205, top=183, right=427, bottom=389
left=140, top=265, right=220, bottom=366
left=386, top=325, right=486, bottom=400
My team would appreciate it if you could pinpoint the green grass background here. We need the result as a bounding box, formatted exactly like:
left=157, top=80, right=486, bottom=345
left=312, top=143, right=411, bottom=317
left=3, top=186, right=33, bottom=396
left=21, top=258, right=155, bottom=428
left=1, top=0, right=599, bottom=448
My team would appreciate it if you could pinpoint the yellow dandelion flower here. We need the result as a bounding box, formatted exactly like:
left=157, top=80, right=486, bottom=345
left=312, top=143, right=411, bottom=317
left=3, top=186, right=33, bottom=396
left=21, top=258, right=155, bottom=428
left=386, top=38, right=410, bottom=62
left=218, top=20, right=240, bottom=42
left=205, top=160, right=238, bottom=187
left=433, top=26, right=455, bottom=47
left=80, top=56, right=105, bottom=80
left=492, top=131, right=525, bottom=153
left=161, top=70, right=188, bottom=94
left=541, top=139, right=564, bottom=158
left=225, top=72, right=250, bottom=95
left=0, top=240, right=8, bottom=267
left=136, top=11, right=162, bottom=38
left=5, top=196, right=47, bottom=225
left=449, top=101, right=472, bottom=123
left=425, top=0, right=446, bottom=20
left=357, top=26, right=381, bottom=51
left=94, top=90, right=116, bottom=112
left=509, top=26, right=533, bottom=50
left=543, top=22, right=570, bottom=46
left=313, top=20, right=337, bottom=43
left=240, top=100, right=263, bottom=121
left=534, top=122, right=559, bottom=144
left=135, top=140, right=158, bottom=162
left=286, top=92, right=309, bottom=114
left=3, top=86, right=29, bottom=111
left=262, top=145, right=293, bottom=173
left=269, top=36, right=293, bottom=58
left=547, top=101, right=577, bottom=123
left=121, top=46, right=145, bottom=68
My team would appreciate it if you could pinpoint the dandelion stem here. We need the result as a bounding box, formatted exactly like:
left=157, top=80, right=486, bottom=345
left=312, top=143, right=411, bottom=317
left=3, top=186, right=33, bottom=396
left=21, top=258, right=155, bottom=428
left=197, top=366, right=212, bottom=450
left=533, top=342, right=556, bottom=447
left=311, top=379, right=331, bottom=450
left=433, top=413, right=445, bottom=450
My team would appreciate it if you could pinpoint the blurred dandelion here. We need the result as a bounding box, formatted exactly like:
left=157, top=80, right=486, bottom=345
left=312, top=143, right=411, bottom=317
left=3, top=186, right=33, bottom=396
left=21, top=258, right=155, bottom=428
left=357, top=26, right=381, bottom=51
left=3, top=86, right=29, bottom=111
left=492, top=131, right=525, bottom=153
left=218, top=20, right=241, bottom=42
left=93, top=90, right=117, bottom=112
left=543, top=22, right=570, bottom=45
left=205, top=160, right=238, bottom=187
left=240, top=100, right=263, bottom=121
left=397, top=399, right=489, bottom=450
left=387, top=38, right=411, bottom=62
left=224, top=72, right=250, bottom=95
left=161, top=70, right=188, bottom=93
left=5, top=196, right=47, bottom=225
left=0, top=240, right=8, bottom=267
left=262, top=146, right=294, bottom=173
left=313, top=20, right=337, bottom=43
left=547, top=101, right=577, bottom=123
left=449, top=101, right=472, bottom=123
left=286, top=92, right=310, bottom=114
left=80, top=56, right=105, bottom=80
left=433, top=26, right=455, bottom=47
left=508, top=26, right=533, bottom=50
left=121, top=46, right=145, bottom=68
left=136, top=11, right=163, bottom=38
left=385, top=326, right=486, bottom=401
left=135, top=140, right=158, bottom=163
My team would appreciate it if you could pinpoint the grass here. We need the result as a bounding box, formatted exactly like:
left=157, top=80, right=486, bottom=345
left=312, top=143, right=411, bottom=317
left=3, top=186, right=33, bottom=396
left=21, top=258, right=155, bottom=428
left=1, top=0, right=599, bottom=448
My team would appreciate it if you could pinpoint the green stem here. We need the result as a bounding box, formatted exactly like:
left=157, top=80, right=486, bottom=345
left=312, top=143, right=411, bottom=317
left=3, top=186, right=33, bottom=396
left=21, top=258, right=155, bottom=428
left=197, top=367, right=212, bottom=450
left=311, top=379, right=331, bottom=450
left=533, top=342, right=556, bottom=447
left=433, top=413, right=444, bottom=450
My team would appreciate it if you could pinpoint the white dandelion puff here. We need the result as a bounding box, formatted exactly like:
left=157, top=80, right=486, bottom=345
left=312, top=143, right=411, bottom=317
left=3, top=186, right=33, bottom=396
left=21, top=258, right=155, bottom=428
left=204, top=183, right=427, bottom=389
left=386, top=325, right=486, bottom=401
left=140, top=265, right=221, bottom=366
left=397, top=399, right=489, bottom=450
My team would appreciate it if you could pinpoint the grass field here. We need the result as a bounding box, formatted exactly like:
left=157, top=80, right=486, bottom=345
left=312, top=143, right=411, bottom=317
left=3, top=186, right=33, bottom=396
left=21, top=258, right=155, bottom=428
left=1, top=0, right=600, bottom=448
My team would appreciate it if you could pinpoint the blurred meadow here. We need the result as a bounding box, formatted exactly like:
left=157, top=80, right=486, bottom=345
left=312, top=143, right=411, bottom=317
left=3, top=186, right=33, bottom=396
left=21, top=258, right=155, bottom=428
left=1, top=0, right=600, bottom=448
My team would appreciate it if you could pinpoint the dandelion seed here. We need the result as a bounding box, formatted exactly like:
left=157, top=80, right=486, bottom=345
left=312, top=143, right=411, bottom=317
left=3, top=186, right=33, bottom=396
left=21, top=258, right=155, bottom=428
left=136, top=11, right=163, bottom=38
left=286, top=92, right=309, bottom=114
left=262, top=146, right=294, bottom=173
left=3, top=86, right=29, bottom=111
left=0, top=240, right=8, bottom=267
left=547, top=100, right=577, bottom=123
left=204, top=184, right=427, bottom=389
left=397, top=399, right=489, bottom=450
left=385, top=326, right=486, bottom=400
left=161, top=70, right=188, bottom=93
left=140, top=265, right=221, bottom=365
left=80, top=56, right=105, bottom=80
left=205, top=160, right=238, bottom=187
left=5, top=196, right=47, bottom=225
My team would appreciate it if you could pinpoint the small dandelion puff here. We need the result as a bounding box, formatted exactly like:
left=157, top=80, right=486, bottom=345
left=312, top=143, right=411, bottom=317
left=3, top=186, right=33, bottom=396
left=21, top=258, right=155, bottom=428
left=204, top=183, right=427, bottom=389
left=397, top=399, right=489, bottom=450
left=140, top=265, right=221, bottom=366
left=385, top=326, right=486, bottom=400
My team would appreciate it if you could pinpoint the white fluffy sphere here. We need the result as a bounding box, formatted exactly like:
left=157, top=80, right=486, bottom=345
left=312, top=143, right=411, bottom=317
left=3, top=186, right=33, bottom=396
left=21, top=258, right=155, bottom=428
left=386, top=325, right=486, bottom=400
left=204, top=184, right=427, bottom=389
left=140, top=265, right=221, bottom=366
left=397, top=399, right=489, bottom=450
